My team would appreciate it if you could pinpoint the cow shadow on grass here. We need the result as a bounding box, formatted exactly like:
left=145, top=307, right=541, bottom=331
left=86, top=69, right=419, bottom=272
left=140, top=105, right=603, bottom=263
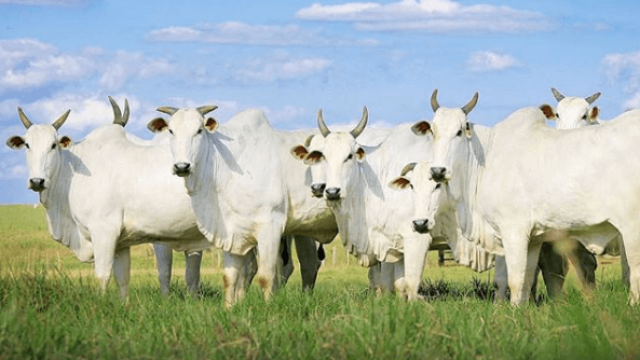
left=416, top=278, right=547, bottom=305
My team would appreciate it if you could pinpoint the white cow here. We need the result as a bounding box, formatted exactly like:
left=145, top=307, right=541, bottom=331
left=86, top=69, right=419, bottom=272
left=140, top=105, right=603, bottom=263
left=417, top=89, right=640, bottom=305
left=297, top=107, right=494, bottom=300
left=147, top=107, right=339, bottom=305
left=5, top=99, right=217, bottom=298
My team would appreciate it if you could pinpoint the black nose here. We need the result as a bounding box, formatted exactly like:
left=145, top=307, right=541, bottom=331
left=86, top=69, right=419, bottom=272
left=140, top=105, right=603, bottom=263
left=430, top=167, right=447, bottom=182
left=28, top=178, right=45, bottom=192
left=173, top=162, right=191, bottom=177
left=412, top=219, right=429, bottom=234
left=325, top=187, right=341, bottom=201
left=311, top=183, right=326, bottom=198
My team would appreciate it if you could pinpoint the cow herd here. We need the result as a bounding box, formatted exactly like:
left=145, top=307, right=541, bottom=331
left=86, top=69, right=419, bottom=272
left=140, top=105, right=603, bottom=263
left=6, top=88, right=638, bottom=306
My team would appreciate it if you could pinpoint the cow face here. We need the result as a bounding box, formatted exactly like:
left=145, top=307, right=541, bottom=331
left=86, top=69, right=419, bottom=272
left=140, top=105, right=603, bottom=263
left=541, top=88, right=600, bottom=129
left=306, top=107, right=368, bottom=201
left=412, top=89, right=477, bottom=184
left=6, top=109, right=72, bottom=192
left=290, top=134, right=328, bottom=198
left=389, top=162, right=446, bottom=234
left=147, top=106, right=218, bottom=177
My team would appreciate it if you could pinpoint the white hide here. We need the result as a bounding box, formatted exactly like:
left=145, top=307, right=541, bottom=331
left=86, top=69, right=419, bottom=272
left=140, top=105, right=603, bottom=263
left=427, top=105, right=640, bottom=305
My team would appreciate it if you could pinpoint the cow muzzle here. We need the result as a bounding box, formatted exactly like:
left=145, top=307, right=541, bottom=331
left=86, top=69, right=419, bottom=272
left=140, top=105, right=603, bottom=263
left=173, top=162, right=191, bottom=177
left=311, top=183, right=326, bottom=198
left=28, top=178, right=45, bottom=192
left=430, top=167, right=447, bottom=183
left=325, top=187, right=341, bottom=201
left=412, top=219, right=430, bottom=234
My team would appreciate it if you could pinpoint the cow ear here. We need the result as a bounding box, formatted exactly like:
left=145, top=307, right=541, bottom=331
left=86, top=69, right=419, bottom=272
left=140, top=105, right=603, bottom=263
left=204, top=117, right=218, bottom=132
left=59, top=136, right=73, bottom=148
left=589, top=107, right=599, bottom=124
left=539, top=104, right=557, bottom=121
left=147, top=117, right=169, bottom=133
left=411, top=121, right=432, bottom=136
left=290, top=145, right=309, bottom=161
left=304, top=150, right=324, bottom=165
left=389, top=176, right=411, bottom=190
left=356, top=147, right=366, bottom=161
left=6, top=136, right=26, bottom=149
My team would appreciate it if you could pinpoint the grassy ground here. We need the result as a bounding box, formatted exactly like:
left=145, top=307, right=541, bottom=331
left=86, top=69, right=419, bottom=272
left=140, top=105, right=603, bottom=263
left=0, top=205, right=638, bottom=359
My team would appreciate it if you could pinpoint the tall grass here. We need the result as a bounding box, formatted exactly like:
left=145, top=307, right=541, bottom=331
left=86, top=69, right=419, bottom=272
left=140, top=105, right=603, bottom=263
left=1, top=205, right=639, bottom=359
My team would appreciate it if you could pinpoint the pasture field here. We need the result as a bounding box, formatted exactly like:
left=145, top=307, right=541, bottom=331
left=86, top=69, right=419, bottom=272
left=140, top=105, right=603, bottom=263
left=1, top=205, right=639, bottom=359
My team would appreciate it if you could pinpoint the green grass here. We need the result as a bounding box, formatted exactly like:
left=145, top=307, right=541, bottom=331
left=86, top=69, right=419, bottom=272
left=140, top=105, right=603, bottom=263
left=0, top=205, right=639, bottom=359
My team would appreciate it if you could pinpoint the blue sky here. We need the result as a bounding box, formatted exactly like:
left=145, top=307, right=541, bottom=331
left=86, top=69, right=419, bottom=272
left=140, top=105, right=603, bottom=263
left=1, top=0, right=639, bottom=204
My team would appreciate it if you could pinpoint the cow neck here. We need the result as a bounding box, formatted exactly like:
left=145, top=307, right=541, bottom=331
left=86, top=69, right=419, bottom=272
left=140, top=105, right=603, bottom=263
left=450, top=128, right=499, bottom=255
left=40, top=148, right=91, bottom=261
left=328, top=163, right=374, bottom=264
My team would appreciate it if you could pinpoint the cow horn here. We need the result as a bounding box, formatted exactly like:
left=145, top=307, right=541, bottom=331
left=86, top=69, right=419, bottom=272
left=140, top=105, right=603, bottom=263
left=197, top=105, right=218, bottom=116
left=401, top=163, right=416, bottom=176
left=17, top=107, right=33, bottom=129
left=585, top=92, right=601, bottom=105
left=122, top=99, right=130, bottom=126
left=157, top=107, right=178, bottom=115
left=350, top=106, right=368, bottom=139
left=431, top=89, right=440, bottom=113
left=317, top=109, right=331, bottom=138
left=461, top=92, right=479, bottom=115
left=551, top=87, right=565, bottom=102
left=108, top=96, right=128, bottom=127
left=52, top=110, right=71, bottom=130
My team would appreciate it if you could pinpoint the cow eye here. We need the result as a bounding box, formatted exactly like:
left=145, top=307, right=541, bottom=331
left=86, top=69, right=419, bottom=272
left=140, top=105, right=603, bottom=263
left=345, top=154, right=353, bottom=162
left=197, top=129, right=203, bottom=135
left=168, top=129, right=174, bottom=135
left=25, top=143, right=30, bottom=150
left=456, top=130, right=463, bottom=137
left=51, top=143, right=57, bottom=150
left=582, top=114, right=587, bottom=120
left=435, top=183, right=441, bottom=190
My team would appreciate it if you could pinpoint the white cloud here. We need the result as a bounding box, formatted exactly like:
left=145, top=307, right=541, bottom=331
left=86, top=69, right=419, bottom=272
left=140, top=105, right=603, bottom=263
left=468, top=51, right=519, bottom=72
left=234, top=57, right=332, bottom=83
left=296, top=0, right=551, bottom=33
left=147, top=21, right=378, bottom=47
left=0, top=38, right=175, bottom=94
left=603, top=51, right=640, bottom=109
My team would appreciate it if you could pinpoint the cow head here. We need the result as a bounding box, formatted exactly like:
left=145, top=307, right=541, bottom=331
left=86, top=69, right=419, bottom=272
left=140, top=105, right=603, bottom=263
left=410, top=89, right=478, bottom=184
left=540, top=87, right=600, bottom=129
left=300, top=107, right=368, bottom=201
left=290, top=134, right=328, bottom=198
left=146, top=105, right=218, bottom=177
left=389, top=162, right=446, bottom=234
left=6, top=108, right=72, bottom=192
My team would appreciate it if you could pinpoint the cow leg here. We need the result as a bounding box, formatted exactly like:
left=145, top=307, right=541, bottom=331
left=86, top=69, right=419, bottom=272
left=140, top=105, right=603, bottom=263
left=379, top=262, right=395, bottom=294
left=619, top=233, right=640, bottom=305
left=222, top=251, right=250, bottom=307
left=153, top=243, right=173, bottom=296
left=402, top=236, right=430, bottom=301
left=618, top=236, right=631, bottom=288
left=113, top=246, right=131, bottom=299
left=393, top=261, right=408, bottom=299
left=185, top=250, right=203, bottom=295
left=368, top=263, right=383, bottom=295
left=502, top=230, right=542, bottom=306
left=255, top=227, right=283, bottom=301
left=91, top=233, right=119, bottom=294
left=493, top=255, right=508, bottom=302
left=294, top=235, right=323, bottom=291
left=280, top=235, right=294, bottom=286
left=537, top=242, right=568, bottom=299
left=567, top=241, right=597, bottom=293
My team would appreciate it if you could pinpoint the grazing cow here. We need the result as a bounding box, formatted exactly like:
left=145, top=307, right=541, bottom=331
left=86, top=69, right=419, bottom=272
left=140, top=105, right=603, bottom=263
left=415, top=89, right=640, bottom=305
left=147, top=107, right=337, bottom=306
left=296, top=107, right=494, bottom=300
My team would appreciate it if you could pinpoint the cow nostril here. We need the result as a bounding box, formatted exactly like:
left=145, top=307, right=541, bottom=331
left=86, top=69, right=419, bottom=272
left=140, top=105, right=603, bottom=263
left=173, top=162, right=191, bottom=176
left=28, top=178, right=45, bottom=192
left=325, top=187, right=341, bottom=200
left=311, top=183, right=326, bottom=197
left=430, top=167, right=447, bottom=182
left=412, top=219, right=429, bottom=233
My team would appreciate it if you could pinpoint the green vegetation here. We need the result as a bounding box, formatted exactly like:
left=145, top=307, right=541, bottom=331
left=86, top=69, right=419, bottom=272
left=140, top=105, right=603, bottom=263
left=0, top=205, right=638, bottom=359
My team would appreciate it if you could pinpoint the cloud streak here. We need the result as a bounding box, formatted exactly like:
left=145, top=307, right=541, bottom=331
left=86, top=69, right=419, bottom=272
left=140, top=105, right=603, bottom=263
left=468, top=51, right=519, bottom=72
left=296, top=0, right=552, bottom=33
